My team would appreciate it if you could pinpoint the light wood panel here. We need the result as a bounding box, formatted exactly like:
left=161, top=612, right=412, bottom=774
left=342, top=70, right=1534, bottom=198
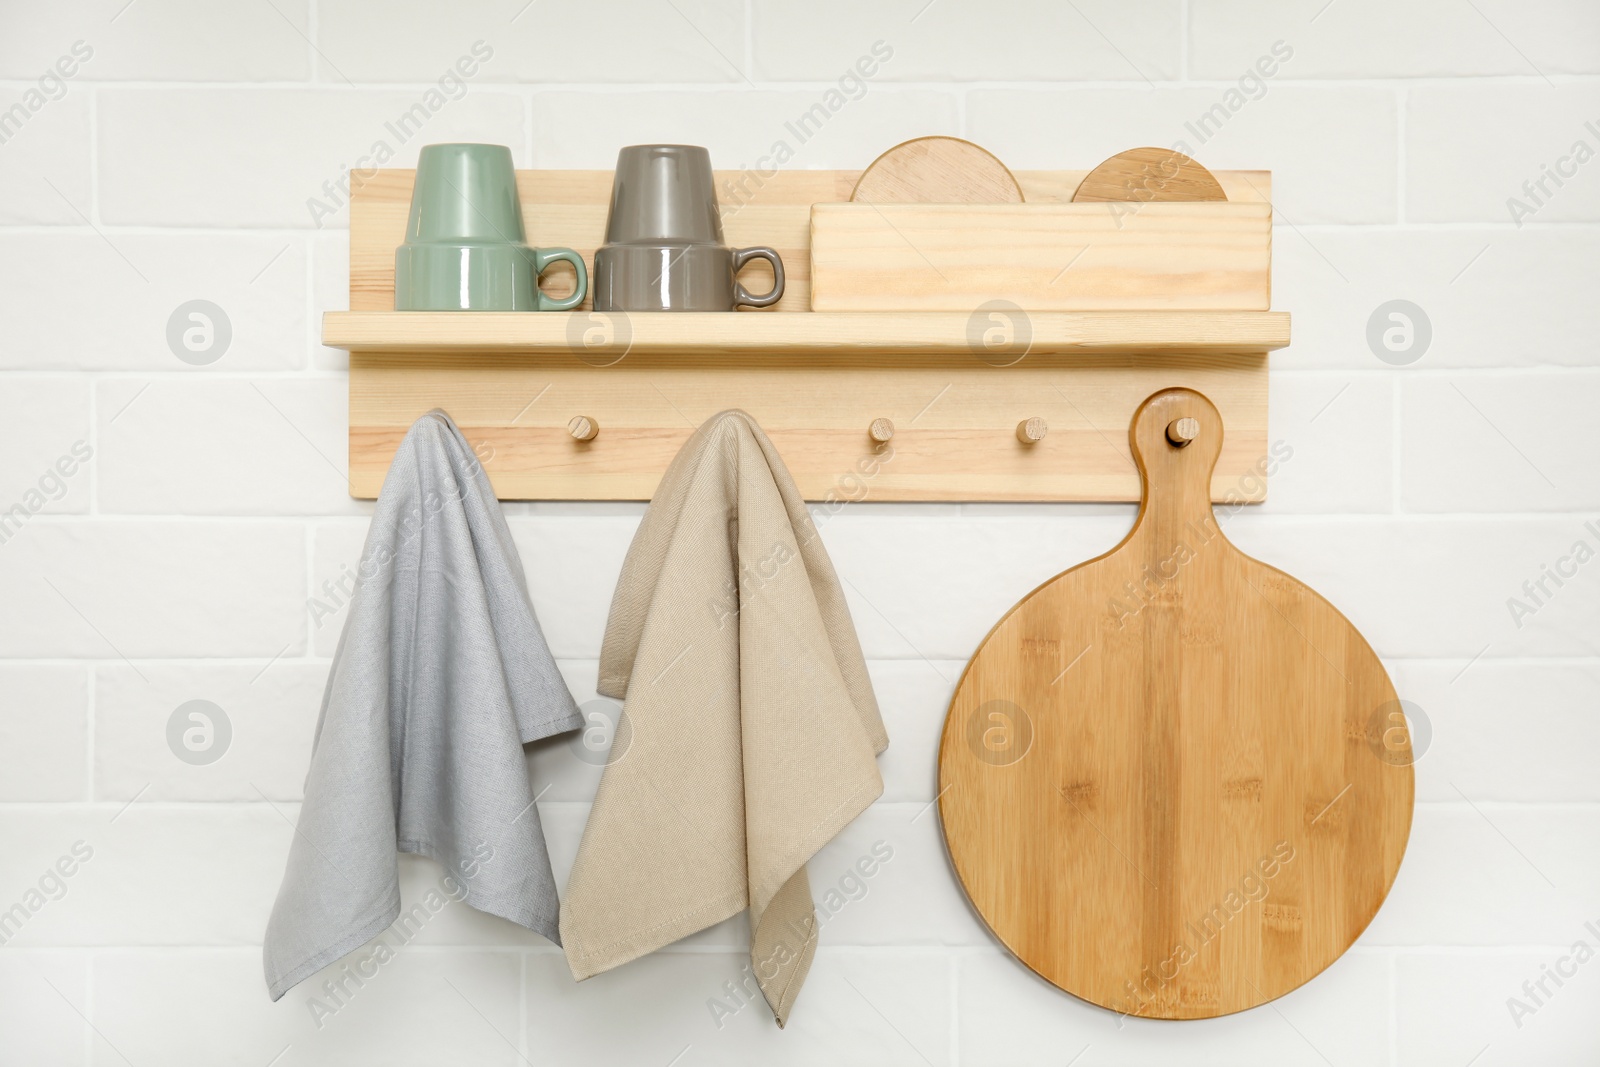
left=339, top=165, right=1282, bottom=502
left=938, top=388, right=1413, bottom=1018
left=345, top=354, right=1272, bottom=501
left=325, top=310, right=1290, bottom=359
left=345, top=168, right=1272, bottom=311
left=809, top=203, right=1271, bottom=312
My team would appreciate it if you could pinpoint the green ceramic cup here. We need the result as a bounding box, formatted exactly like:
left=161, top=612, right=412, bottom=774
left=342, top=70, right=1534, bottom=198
left=395, top=143, right=587, bottom=311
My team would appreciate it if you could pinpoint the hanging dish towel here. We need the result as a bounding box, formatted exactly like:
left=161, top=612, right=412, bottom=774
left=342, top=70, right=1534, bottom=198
left=264, top=410, right=582, bottom=1001
left=560, top=409, right=888, bottom=1026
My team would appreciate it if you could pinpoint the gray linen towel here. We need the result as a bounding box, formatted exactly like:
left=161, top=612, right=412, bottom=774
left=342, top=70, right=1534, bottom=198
left=264, top=410, right=581, bottom=1001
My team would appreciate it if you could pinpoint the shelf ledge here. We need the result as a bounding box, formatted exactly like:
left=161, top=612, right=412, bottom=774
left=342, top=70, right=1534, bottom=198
left=322, top=310, right=1290, bottom=359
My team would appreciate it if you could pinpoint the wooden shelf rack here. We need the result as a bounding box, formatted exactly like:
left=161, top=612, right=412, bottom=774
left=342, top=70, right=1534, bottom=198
left=323, top=168, right=1289, bottom=503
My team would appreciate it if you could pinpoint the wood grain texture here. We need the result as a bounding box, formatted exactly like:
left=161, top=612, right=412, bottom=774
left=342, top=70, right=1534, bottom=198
left=345, top=168, right=1272, bottom=311
left=340, top=167, right=1283, bottom=502
left=850, top=136, right=1024, bottom=204
left=1072, top=147, right=1229, bottom=203
left=937, top=388, right=1413, bottom=1018
left=324, top=310, right=1292, bottom=358
left=809, top=203, right=1271, bottom=312
left=343, top=354, right=1273, bottom=502
left=1016, top=417, right=1048, bottom=444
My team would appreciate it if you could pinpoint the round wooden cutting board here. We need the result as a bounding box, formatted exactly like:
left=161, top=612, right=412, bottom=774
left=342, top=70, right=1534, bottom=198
left=851, top=136, right=1024, bottom=204
left=938, top=388, right=1413, bottom=1020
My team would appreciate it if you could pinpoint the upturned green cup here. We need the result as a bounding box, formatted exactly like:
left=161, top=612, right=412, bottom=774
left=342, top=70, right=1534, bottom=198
left=395, top=143, right=587, bottom=312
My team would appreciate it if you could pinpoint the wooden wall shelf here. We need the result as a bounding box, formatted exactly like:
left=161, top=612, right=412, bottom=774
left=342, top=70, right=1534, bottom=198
left=330, top=167, right=1287, bottom=503
left=323, top=310, right=1290, bottom=359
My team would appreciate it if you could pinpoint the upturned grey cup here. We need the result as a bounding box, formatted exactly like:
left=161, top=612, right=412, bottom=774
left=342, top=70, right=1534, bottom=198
left=593, top=145, right=784, bottom=312
left=395, top=143, right=587, bottom=312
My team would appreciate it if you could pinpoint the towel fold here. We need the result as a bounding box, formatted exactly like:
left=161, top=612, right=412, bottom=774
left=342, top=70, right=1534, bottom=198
left=264, top=410, right=581, bottom=1001
left=559, top=409, right=887, bottom=1026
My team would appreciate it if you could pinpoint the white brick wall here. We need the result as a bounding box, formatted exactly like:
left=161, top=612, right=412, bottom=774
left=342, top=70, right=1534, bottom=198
left=0, top=1, right=1595, bottom=1063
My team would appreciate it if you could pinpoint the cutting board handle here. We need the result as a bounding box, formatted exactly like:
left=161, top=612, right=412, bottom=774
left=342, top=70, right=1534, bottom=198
left=1129, top=388, right=1225, bottom=531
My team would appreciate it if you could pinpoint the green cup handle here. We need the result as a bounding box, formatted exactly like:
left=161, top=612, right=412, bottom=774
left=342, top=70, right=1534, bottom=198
left=534, top=247, right=588, bottom=312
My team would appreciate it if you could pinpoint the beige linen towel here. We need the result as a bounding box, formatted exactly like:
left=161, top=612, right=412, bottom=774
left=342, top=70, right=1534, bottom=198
left=560, top=409, right=887, bottom=1026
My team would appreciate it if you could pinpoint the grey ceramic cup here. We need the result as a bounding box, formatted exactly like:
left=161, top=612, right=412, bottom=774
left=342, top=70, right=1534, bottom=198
left=593, top=144, right=784, bottom=312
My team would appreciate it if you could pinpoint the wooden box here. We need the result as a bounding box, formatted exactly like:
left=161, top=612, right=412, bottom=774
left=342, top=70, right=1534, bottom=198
left=809, top=201, right=1272, bottom=312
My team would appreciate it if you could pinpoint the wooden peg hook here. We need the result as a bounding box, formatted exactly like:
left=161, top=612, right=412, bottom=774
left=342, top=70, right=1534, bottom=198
left=1016, top=417, right=1048, bottom=444
left=868, top=418, right=895, bottom=444
left=568, top=415, right=599, bottom=442
left=1166, top=417, right=1200, bottom=447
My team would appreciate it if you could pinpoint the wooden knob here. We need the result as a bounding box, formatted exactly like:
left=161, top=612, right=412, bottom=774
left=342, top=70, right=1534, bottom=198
left=1016, top=417, right=1047, bottom=444
left=568, top=415, right=599, bottom=442
left=868, top=417, right=895, bottom=444
left=1166, top=417, right=1200, bottom=447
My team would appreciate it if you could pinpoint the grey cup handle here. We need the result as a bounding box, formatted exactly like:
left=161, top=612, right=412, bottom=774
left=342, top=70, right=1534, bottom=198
left=731, top=247, right=785, bottom=309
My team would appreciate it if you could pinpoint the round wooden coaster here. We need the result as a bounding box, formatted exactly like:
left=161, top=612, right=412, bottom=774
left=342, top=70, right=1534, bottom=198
left=1071, top=147, right=1227, bottom=203
left=851, top=136, right=1024, bottom=204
